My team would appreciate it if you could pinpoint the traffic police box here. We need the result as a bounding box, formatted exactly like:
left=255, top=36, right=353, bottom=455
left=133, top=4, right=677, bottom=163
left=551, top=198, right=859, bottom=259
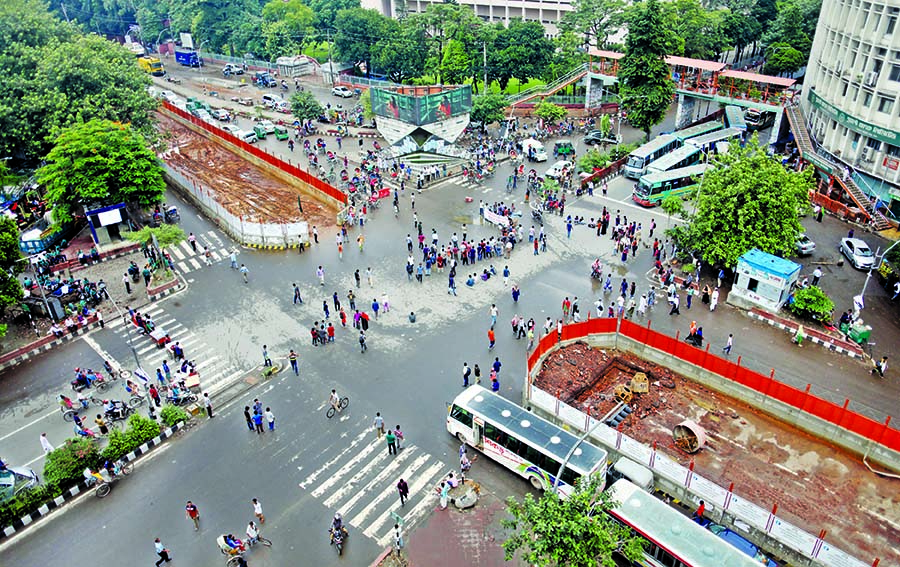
left=727, top=249, right=801, bottom=311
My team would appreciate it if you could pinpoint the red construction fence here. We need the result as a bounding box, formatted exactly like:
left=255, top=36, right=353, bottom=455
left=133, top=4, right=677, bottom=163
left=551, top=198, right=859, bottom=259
left=160, top=101, right=347, bottom=206
left=526, top=318, right=900, bottom=454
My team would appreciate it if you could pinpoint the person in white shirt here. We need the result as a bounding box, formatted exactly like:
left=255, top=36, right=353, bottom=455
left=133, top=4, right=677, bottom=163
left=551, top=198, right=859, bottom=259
left=246, top=520, right=259, bottom=544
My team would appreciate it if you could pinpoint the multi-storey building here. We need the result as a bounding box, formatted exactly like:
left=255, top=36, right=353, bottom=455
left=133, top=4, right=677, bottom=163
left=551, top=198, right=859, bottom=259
left=361, top=0, right=573, bottom=35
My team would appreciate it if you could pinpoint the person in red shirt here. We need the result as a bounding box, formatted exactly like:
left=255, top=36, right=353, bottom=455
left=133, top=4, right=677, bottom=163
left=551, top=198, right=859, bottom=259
left=488, top=328, right=496, bottom=350
left=327, top=323, right=335, bottom=342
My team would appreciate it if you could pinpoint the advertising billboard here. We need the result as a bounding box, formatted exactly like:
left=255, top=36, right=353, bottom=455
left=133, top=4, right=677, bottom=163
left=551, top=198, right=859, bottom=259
left=371, top=86, right=472, bottom=126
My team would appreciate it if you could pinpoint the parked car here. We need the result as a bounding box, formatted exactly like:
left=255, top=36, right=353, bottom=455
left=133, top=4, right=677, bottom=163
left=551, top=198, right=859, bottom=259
left=840, top=237, right=876, bottom=269
left=0, top=466, right=39, bottom=504
left=332, top=86, right=353, bottom=98
left=210, top=109, right=231, bottom=121
left=221, top=124, right=241, bottom=135
left=239, top=130, right=258, bottom=144
left=222, top=63, right=244, bottom=76
left=584, top=130, right=616, bottom=145
left=545, top=160, right=574, bottom=180
left=795, top=234, right=816, bottom=255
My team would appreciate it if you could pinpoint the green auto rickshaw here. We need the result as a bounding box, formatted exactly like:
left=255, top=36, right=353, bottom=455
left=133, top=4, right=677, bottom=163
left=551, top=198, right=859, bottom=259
left=253, top=124, right=268, bottom=140
left=274, top=125, right=289, bottom=141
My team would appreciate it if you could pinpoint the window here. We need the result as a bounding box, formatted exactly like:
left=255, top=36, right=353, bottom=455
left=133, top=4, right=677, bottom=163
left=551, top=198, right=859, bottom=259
left=887, top=144, right=900, bottom=157
left=747, top=278, right=759, bottom=293
left=867, top=138, right=882, bottom=150
left=891, top=65, right=900, bottom=82
left=878, top=96, right=894, bottom=113
left=450, top=405, right=473, bottom=427
left=842, top=81, right=849, bottom=96
left=888, top=15, right=897, bottom=35
left=864, top=92, right=873, bottom=107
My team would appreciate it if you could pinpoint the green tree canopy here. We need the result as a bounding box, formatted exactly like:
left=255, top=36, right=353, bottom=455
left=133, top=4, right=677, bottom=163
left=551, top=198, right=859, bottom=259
left=534, top=101, right=568, bottom=122
left=764, top=42, right=805, bottom=76
left=0, top=216, right=24, bottom=314
left=761, top=0, right=813, bottom=55
left=495, top=21, right=554, bottom=87
left=373, top=20, right=427, bottom=83
left=502, top=475, right=645, bottom=567
left=290, top=90, right=324, bottom=121
left=661, top=0, right=730, bottom=60
left=261, top=0, right=314, bottom=57
left=619, top=0, right=677, bottom=140
left=440, top=39, right=472, bottom=85
left=333, top=7, right=390, bottom=75
left=37, top=119, right=166, bottom=224
left=470, top=93, right=508, bottom=128
left=0, top=1, right=157, bottom=162
left=672, top=135, right=814, bottom=268
left=559, top=0, right=626, bottom=48
left=124, top=224, right=186, bottom=248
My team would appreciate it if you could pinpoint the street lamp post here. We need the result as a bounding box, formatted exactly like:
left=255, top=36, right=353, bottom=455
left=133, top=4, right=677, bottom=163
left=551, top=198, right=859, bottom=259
left=857, top=239, right=900, bottom=316
left=156, top=27, right=171, bottom=54
left=18, top=254, right=53, bottom=321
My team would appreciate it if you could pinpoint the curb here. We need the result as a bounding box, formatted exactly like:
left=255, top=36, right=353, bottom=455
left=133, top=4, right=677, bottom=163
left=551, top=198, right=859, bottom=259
left=369, top=546, right=394, bottom=567
left=244, top=242, right=307, bottom=251
left=0, top=421, right=184, bottom=541
left=748, top=310, right=863, bottom=358
left=50, top=244, right=141, bottom=275
left=148, top=280, right=186, bottom=302
left=0, top=317, right=101, bottom=372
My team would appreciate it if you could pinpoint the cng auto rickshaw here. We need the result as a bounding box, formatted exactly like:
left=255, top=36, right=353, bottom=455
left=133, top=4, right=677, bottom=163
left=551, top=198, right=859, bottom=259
left=253, top=124, right=267, bottom=140
left=274, top=125, right=289, bottom=141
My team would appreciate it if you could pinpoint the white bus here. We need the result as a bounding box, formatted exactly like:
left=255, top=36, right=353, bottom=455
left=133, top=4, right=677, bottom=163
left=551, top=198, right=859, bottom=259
left=623, top=135, right=680, bottom=179
left=447, top=386, right=608, bottom=496
left=685, top=127, right=743, bottom=152
left=607, top=479, right=763, bottom=567
left=645, top=145, right=703, bottom=176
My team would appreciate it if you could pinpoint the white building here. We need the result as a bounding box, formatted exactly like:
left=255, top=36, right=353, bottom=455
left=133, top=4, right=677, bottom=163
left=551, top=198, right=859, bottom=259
left=802, top=0, right=900, bottom=194
left=361, top=0, right=573, bottom=35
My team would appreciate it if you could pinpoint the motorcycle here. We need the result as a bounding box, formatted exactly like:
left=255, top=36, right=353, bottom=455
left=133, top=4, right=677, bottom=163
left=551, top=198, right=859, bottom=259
left=128, top=262, right=140, bottom=283
left=329, top=526, right=348, bottom=556
left=166, top=391, right=198, bottom=406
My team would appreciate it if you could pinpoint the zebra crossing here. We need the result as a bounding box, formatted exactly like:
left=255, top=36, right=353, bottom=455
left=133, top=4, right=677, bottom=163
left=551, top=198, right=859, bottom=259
left=103, top=305, right=246, bottom=396
left=166, top=230, right=235, bottom=275
left=298, top=427, right=451, bottom=547
left=436, top=177, right=497, bottom=194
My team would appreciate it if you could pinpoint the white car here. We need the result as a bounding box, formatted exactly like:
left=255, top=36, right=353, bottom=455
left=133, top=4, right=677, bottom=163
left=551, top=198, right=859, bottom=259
left=239, top=130, right=258, bottom=144
left=332, top=86, right=353, bottom=98
left=840, top=237, right=875, bottom=269
left=210, top=109, right=231, bottom=121
left=545, top=160, right=574, bottom=180
left=221, top=124, right=241, bottom=135
left=258, top=120, right=276, bottom=134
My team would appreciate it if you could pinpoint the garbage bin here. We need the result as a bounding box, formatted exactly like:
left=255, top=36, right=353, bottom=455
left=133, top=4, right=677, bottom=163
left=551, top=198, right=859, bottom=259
left=847, top=324, right=872, bottom=344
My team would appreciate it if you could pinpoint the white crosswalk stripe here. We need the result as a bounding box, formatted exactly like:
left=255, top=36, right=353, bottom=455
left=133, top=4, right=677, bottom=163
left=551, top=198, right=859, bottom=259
left=106, top=305, right=245, bottom=396
left=161, top=230, right=234, bottom=275
left=299, top=428, right=449, bottom=547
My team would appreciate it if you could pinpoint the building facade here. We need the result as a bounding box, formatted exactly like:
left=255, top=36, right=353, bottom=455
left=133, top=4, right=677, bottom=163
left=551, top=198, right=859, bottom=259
left=361, top=0, right=572, bottom=35
left=802, top=0, right=900, bottom=195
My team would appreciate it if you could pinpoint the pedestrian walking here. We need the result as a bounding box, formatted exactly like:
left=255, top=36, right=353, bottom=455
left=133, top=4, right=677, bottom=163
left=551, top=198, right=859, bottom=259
left=123, top=273, right=131, bottom=294
left=354, top=269, right=361, bottom=287
left=488, top=327, right=496, bottom=350
left=359, top=330, right=367, bottom=352
left=462, top=362, right=471, bottom=387
left=717, top=268, right=725, bottom=288
left=669, top=293, right=681, bottom=315
left=503, top=265, right=510, bottom=286
left=185, top=500, right=200, bottom=530
left=40, top=432, right=54, bottom=453
left=97, top=309, right=104, bottom=329
left=154, top=538, right=171, bottom=566
left=312, top=225, right=319, bottom=244
left=265, top=407, right=275, bottom=430
left=723, top=334, right=733, bottom=355
left=333, top=292, right=341, bottom=311
left=393, top=425, right=404, bottom=449
left=244, top=406, right=254, bottom=431
left=289, top=349, right=299, bottom=375
left=490, top=304, right=498, bottom=327
left=374, top=412, right=385, bottom=438
left=203, top=393, right=213, bottom=418
left=317, top=265, right=325, bottom=286
left=438, top=481, right=450, bottom=510
left=293, top=283, right=303, bottom=304
left=686, top=285, right=694, bottom=309
left=240, top=264, right=249, bottom=283
left=188, top=232, right=197, bottom=252
left=262, top=345, right=272, bottom=367
left=386, top=429, right=397, bottom=455
left=397, top=478, right=410, bottom=506
left=230, top=249, right=238, bottom=269
left=252, top=497, right=265, bottom=524
left=710, top=288, right=720, bottom=311
left=812, top=267, right=823, bottom=286
left=323, top=300, right=330, bottom=319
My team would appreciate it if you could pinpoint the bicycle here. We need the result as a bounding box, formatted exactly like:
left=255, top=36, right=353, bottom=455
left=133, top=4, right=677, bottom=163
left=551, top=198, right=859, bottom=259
left=93, top=459, right=134, bottom=498
left=326, top=397, right=349, bottom=419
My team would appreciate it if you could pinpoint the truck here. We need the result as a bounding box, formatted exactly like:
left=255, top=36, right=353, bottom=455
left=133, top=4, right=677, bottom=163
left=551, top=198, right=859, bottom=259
left=174, top=48, right=201, bottom=68
left=137, top=56, right=166, bottom=76
left=254, top=71, right=277, bottom=88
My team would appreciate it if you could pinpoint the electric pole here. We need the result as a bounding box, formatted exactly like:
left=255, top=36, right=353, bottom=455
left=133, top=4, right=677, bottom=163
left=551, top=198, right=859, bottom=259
left=483, top=41, right=488, bottom=93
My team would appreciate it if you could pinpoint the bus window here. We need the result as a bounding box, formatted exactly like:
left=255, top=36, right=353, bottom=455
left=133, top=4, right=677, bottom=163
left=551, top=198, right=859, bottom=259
left=561, top=466, right=581, bottom=486
left=484, top=422, right=508, bottom=445
left=450, top=405, right=473, bottom=427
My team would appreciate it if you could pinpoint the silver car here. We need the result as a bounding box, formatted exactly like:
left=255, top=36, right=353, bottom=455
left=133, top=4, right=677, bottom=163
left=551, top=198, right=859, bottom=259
left=840, top=237, right=876, bottom=269
left=795, top=234, right=816, bottom=255
left=0, top=466, right=39, bottom=503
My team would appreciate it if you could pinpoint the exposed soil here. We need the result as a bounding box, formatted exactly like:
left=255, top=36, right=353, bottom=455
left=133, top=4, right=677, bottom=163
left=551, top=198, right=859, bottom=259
left=534, top=344, right=900, bottom=566
left=157, top=113, right=336, bottom=228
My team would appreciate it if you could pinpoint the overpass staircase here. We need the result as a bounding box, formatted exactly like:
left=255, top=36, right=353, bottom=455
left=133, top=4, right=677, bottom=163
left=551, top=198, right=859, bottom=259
left=507, top=63, right=589, bottom=107
left=785, top=105, right=891, bottom=231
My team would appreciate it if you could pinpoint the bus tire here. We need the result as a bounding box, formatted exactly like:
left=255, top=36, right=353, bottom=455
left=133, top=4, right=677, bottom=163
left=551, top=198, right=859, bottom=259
left=456, top=432, right=466, bottom=443
left=529, top=475, right=545, bottom=491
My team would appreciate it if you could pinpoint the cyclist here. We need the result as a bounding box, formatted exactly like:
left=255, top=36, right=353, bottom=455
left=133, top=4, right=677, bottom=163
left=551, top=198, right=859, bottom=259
left=246, top=520, right=259, bottom=545
left=328, top=389, right=342, bottom=414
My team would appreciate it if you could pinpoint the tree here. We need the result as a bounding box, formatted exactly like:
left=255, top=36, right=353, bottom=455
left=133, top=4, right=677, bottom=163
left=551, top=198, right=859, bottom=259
left=0, top=1, right=158, bottom=162
left=123, top=225, right=186, bottom=249
left=672, top=135, right=814, bottom=268
left=661, top=0, right=730, bottom=60
left=761, top=0, right=813, bottom=55
left=534, top=101, right=568, bottom=122
left=722, top=5, right=762, bottom=64
left=495, top=21, right=554, bottom=88
left=502, top=475, right=645, bottom=567
left=37, top=120, right=166, bottom=224
left=618, top=0, right=676, bottom=141
left=764, top=42, right=805, bottom=76
left=661, top=194, right=685, bottom=231
left=440, top=39, right=471, bottom=85
left=290, top=91, right=324, bottom=121
left=470, top=93, right=508, bottom=128
left=373, top=20, right=427, bottom=83
left=560, top=0, right=626, bottom=48
left=599, top=114, right=612, bottom=139
left=788, top=286, right=834, bottom=322
left=307, top=0, right=360, bottom=37
left=261, top=0, right=314, bottom=57
left=333, top=8, right=391, bottom=75
left=547, top=31, right=589, bottom=82
left=0, top=216, right=24, bottom=314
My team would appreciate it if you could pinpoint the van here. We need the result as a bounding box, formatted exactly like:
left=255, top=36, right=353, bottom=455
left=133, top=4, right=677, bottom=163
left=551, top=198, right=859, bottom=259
left=607, top=457, right=654, bottom=491
left=522, top=138, right=548, bottom=162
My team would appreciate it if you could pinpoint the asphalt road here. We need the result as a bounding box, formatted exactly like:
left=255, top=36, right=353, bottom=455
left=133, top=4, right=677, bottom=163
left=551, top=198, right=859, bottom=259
left=1, top=62, right=897, bottom=566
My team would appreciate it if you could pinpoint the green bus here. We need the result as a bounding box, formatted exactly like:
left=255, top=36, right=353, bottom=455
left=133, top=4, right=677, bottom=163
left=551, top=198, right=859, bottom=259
left=633, top=164, right=709, bottom=207
left=670, top=120, right=724, bottom=144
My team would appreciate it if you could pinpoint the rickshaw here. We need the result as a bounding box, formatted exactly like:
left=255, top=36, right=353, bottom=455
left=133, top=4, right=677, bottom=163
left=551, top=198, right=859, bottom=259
left=274, top=125, right=289, bottom=141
